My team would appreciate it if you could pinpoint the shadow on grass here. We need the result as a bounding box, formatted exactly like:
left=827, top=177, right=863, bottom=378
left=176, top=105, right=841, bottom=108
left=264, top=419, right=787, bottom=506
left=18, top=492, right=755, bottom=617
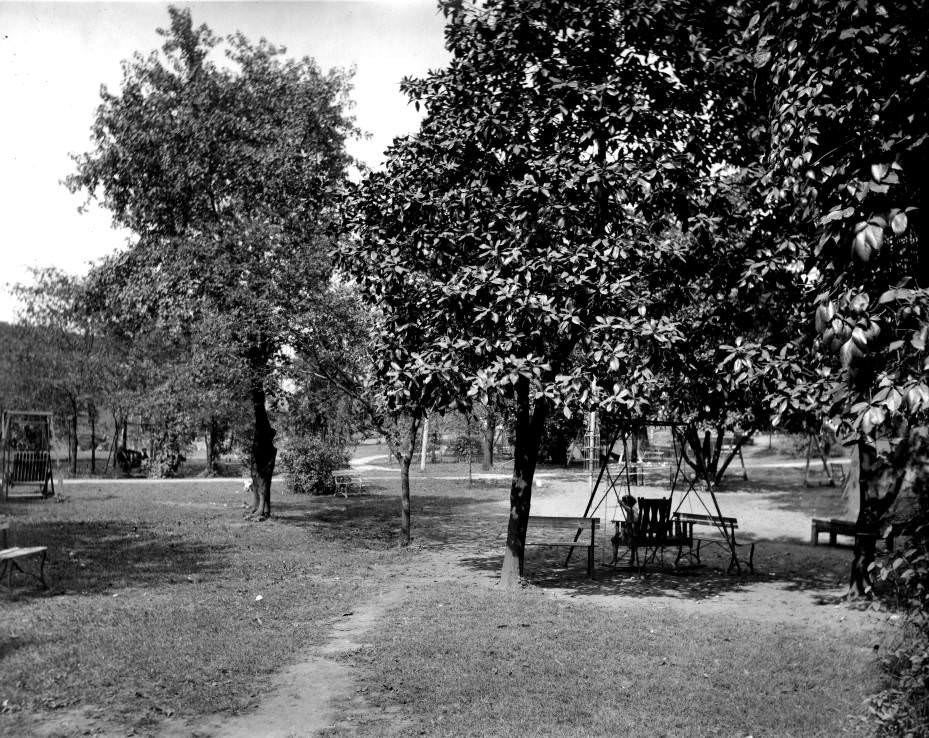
left=273, top=488, right=509, bottom=548
left=5, top=519, right=228, bottom=598
left=458, top=535, right=856, bottom=603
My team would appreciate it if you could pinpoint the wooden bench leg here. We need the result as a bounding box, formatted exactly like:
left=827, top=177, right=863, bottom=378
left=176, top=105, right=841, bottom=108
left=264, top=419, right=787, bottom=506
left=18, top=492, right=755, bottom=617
left=37, top=550, right=47, bottom=588
left=811, top=522, right=819, bottom=545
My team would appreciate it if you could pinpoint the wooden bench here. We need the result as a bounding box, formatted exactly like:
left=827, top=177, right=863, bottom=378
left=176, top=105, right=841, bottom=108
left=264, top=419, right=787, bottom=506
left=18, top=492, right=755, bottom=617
left=0, top=519, right=48, bottom=590
left=810, top=518, right=858, bottom=546
left=0, top=546, right=48, bottom=590
left=674, top=512, right=755, bottom=573
left=332, top=470, right=365, bottom=498
left=526, top=516, right=599, bottom=577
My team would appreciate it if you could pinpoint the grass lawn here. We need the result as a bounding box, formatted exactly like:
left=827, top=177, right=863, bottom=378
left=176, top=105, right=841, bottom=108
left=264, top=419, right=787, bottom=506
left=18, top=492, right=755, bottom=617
left=0, top=468, right=888, bottom=737
left=0, top=480, right=409, bottom=734
left=328, top=583, right=877, bottom=737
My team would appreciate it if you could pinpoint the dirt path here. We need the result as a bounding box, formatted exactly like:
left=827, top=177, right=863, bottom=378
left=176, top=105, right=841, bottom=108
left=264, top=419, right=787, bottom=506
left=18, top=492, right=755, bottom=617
left=143, top=479, right=889, bottom=737
left=169, top=535, right=886, bottom=738
left=174, top=546, right=498, bottom=738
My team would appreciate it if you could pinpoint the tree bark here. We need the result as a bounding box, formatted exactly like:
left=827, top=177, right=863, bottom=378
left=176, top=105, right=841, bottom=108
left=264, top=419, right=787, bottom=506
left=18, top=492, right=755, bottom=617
left=248, top=383, right=277, bottom=520
left=205, top=416, right=221, bottom=476
left=399, top=452, right=413, bottom=545
left=500, top=378, right=548, bottom=588
left=481, top=407, right=496, bottom=471
left=89, top=402, right=96, bottom=475
left=849, top=439, right=908, bottom=595
left=393, top=415, right=421, bottom=546
left=681, top=424, right=730, bottom=488
left=713, top=429, right=752, bottom=485
left=69, top=399, right=78, bottom=475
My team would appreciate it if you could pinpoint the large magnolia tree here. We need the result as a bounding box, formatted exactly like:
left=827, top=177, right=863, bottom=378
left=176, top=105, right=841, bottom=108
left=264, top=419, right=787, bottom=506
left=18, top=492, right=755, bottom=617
left=341, top=0, right=762, bottom=585
left=68, top=8, right=357, bottom=516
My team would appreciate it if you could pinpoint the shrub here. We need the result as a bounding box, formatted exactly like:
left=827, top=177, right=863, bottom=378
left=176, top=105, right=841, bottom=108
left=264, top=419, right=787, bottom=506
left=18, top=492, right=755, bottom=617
left=868, top=624, right=929, bottom=737
left=448, top=434, right=481, bottom=461
left=867, top=433, right=929, bottom=736
left=279, top=435, right=350, bottom=495
left=146, top=428, right=188, bottom=478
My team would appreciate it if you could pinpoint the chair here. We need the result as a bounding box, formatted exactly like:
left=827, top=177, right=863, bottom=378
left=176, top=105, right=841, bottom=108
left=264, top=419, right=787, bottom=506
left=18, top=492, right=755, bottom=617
left=630, top=497, right=691, bottom=571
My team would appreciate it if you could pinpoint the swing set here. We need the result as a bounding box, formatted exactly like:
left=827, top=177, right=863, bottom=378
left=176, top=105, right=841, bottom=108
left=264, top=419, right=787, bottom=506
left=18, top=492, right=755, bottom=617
left=570, top=416, right=754, bottom=573
left=1, top=411, right=57, bottom=501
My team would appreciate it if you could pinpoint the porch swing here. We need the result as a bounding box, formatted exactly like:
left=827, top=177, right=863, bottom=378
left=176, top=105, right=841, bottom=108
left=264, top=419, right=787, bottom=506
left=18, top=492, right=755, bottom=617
left=1, top=410, right=56, bottom=500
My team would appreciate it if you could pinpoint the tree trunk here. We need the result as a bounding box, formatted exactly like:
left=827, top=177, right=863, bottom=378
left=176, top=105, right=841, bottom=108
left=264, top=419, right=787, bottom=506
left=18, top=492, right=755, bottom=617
left=713, top=429, right=752, bottom=485
left=105, top=413, right=119, bottom=474
left=500, top=378, right=548, bottom=588
left=248, top=383, right=277, bottom=520
left=681, top=424, right=728, bottom=488
left=849, top=439, right=908, bottom=595
left=481, top=408, right=496, bottom=471
left=400, top=453, right=413, bottom=545
left=89, top=403, right=96, bottom=475
left=70, top=400, right=78, bottom=475
left=393, top=416, right=421, bottom=546
left=205, top=416, right=221, bottom=476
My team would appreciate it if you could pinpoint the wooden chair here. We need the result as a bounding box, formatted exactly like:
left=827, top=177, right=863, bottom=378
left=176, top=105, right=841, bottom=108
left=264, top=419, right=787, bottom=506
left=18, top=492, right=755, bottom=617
left=629, top=497, right=691, bottom=571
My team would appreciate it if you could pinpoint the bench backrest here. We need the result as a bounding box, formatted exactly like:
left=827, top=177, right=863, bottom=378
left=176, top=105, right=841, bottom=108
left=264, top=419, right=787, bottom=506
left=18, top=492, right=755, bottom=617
left=674, top=512, right=738, bottom=528
left=7, top=450, right=51, bottom=484
left=528, top=516, right=599, bottom=529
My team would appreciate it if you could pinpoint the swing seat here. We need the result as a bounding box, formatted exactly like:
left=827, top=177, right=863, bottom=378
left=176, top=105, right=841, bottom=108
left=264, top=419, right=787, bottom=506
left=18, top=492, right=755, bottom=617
left=612, top=497, right=693, bottom=571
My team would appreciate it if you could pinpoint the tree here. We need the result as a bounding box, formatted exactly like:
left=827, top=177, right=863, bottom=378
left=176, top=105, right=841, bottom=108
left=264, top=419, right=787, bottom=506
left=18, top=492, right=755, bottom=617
left=343, top=0, right=761, bottom=584
left=293, top=281, right=460, bottom=545
left=725, top=3, right=929, bottom=728
left=12, top=268, right=104, bottom=474
left=68, top=8, right=357, bottom=516
left=736, top=0, right=929, bottom=537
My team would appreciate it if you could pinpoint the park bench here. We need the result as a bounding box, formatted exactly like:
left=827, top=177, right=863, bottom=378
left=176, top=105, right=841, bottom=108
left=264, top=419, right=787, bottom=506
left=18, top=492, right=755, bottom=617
left=673, top=512, right=755, bottom=573
left=526, top=516, right=599, bottom=577
left=0, top=521, right=48, bottom=591
left=331, top=470, right=365, bottom=498
left=810, top=517, right=858, bottom=546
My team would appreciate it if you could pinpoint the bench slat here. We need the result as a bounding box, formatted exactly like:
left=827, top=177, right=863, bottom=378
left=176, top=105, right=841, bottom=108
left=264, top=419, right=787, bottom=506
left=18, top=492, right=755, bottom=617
left=528, top=516, right=599, bottom=527
left=0, top=546, right=47, bottom=560
left=675, top=512, right=738, bottom=528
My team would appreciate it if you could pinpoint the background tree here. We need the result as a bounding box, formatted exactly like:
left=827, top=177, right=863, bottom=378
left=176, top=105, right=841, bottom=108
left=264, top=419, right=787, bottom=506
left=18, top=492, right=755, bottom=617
left=67, top=8, right=357, bottom=517
left=294, top=279, right=461, bottom=545
left=12, top=268, right=104, bottom=474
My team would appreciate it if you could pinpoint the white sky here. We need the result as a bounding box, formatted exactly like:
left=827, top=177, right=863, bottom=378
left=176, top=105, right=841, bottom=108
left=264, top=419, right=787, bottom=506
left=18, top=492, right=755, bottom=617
left=0, top=1, right=448, bottom=321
